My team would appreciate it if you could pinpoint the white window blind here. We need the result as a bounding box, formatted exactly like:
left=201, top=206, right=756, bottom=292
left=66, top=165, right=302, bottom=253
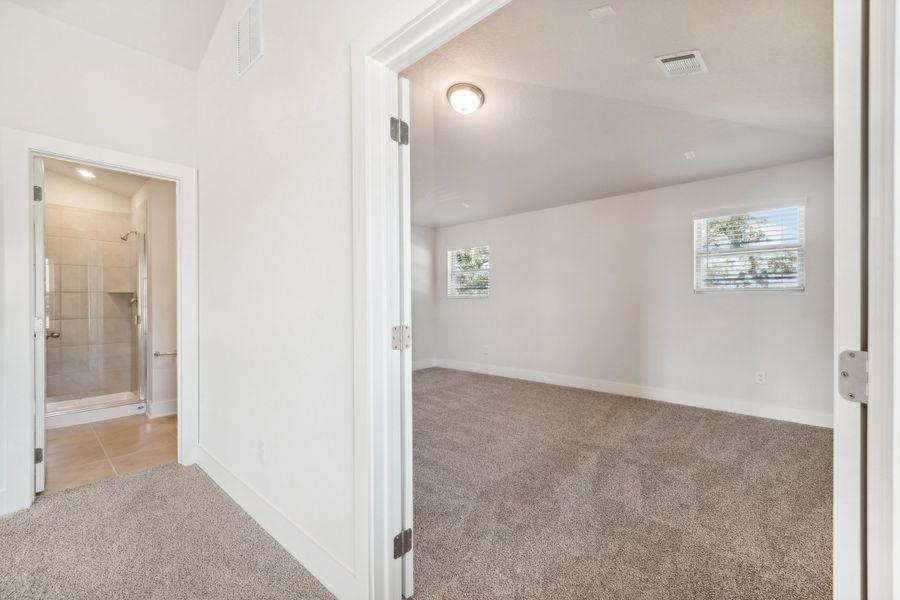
left=694, top=205, right=805, bottom=291
left=447, top=244, right=490, bottom=297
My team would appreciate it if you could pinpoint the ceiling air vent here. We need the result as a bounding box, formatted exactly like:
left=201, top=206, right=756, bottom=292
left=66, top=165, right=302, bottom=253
left=237, top=0, right=263, bottom=76
left=655, top=50, right=708, bottom=77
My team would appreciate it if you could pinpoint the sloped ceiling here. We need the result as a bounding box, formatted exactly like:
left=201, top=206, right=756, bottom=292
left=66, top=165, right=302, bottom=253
left=7, top=0, right=226, bottom=69
left=403, top=0, right=832, bottom=227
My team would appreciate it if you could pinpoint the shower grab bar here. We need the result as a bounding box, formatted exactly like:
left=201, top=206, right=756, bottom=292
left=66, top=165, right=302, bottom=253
left=153, top=350, right=177, bottom=357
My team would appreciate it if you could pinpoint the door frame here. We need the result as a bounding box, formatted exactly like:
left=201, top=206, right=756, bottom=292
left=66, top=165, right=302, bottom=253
left=352, top=2, right=512, bottom=598
left=864, top=0, right=898, bottom=595
left=0, top=128, right=199, bottom=516
left=352, top=2, right=896, bottom=599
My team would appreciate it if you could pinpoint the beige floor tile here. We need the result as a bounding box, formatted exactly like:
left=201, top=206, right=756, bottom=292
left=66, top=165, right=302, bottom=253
left=94, top=426, right=173, bottom=458
left=45, top=438, right=106, bottom=469
left=42, top=414, right=177, bottom=495
left=44, top=458, right=115, bottom=494
left=110, top=443, right=177, bottom=476
left=45, top=429, right=101, bottom=458
left=45, top=423, right=93, bottom=442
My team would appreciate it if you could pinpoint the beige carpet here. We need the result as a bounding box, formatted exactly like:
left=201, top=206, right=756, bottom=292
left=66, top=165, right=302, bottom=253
left=412, top=368, right=832, bottom=599
left=1, top=369, right=832, bottom=599
left=0, top=464, right=334, bottom=600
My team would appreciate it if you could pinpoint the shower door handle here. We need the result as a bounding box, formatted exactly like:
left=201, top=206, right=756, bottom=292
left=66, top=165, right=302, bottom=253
left=153, top=350, right=177, bottom=357
left=45, top=331, right=60, bottom=339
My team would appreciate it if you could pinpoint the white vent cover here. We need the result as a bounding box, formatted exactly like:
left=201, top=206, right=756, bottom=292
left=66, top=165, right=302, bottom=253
left=655, top=50, right=708, bottom=77
left=237, top=0, right=263, bottom=76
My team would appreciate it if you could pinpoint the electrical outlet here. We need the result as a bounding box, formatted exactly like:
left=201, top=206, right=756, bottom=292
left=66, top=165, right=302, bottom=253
left=257, top=440, right=266, bottom=465
left=755, top=371, right=767, bottom=384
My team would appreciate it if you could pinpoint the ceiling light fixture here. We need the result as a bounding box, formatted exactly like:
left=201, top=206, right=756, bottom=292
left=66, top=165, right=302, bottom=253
left=76, top=168, right=96, bottom=179
left=447, top=83, right=485, bottom=115
left=684, top=151, right=697, bottom=160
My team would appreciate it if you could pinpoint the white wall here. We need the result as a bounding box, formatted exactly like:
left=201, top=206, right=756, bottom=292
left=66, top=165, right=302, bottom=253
left=146, top=181, right=177, bottom=417
left=411, top=226, right=437, bottom=369
left=131, top=179, right=178, bottom=417
left=195, top=1, right=405, bottom=599
left=0, top=0, right=197, bottom=166
left=424, top=157, right=834, bottom=427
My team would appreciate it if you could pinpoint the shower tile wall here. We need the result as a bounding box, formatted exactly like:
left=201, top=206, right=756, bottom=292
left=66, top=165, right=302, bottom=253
left=45, top=205, right=136, bottom=401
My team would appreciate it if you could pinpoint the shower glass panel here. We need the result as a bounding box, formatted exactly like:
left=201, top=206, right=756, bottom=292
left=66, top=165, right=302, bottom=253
left=43, top=204, right=146, bottom=417
left=134, top=233, right=149, bottom=403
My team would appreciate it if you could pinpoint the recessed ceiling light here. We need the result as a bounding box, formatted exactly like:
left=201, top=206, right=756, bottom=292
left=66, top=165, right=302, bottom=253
left=462, top=202, right=471, bottom=209
left=588, top=5, right=615, bottom=19
left=76, top=168, right=96, bottom=179
left=684, top=151, right=697, bottom=160
left=447, top=83, right=485, bottom=115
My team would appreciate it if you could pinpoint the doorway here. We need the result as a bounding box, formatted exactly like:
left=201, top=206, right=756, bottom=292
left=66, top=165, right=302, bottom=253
left=0, top=127, right=199, bottom=517
left=34, top=156, right=179, bottom=494
left=351, top=0, right=892, bottom=598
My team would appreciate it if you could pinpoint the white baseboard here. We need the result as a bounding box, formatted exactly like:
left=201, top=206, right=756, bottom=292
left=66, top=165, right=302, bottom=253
left=148, top=398, right=177, bottom=418
left=432, top=359, right=833, bottom=428
left=412, top=357, right=438, bottom=371
left=195, top=447, right=365, bottom=600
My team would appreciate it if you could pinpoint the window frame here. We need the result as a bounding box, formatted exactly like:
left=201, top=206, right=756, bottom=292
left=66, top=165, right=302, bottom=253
left=692, top=203, right=807, bottom=294
left=446, top=242, right=491, bottom=299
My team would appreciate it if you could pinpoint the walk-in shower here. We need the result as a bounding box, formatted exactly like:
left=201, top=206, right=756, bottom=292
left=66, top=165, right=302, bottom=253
left=43, top=209, right=149, bottom=425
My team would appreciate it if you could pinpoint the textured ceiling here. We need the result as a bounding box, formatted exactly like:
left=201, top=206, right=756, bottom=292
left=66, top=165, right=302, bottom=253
left=403, top=0, right=833, bottom=227
left=8, top=0, right=226, bottom=69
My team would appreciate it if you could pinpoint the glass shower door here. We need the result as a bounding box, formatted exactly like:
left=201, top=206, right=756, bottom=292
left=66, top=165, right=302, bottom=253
left=135, top=233, right=149, bottom=404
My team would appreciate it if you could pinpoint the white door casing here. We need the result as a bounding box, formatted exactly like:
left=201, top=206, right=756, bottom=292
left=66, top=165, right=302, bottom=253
left=398, top=75, right=415, bottom=598
left=32, top=156, right=46, bottom=494
left=353, top=0, right=880, bottom=597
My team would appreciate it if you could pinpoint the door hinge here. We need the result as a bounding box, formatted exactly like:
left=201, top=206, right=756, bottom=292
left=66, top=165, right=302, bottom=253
left=390, top=117, right=410, bottom=145
left=35, top=448, right=44, bottom=464
left=391, top=325, right=411, bottom=350
left=838, top=350, right=868, bottom=404
left=33, top=185, right=42, bottom=202
left=393, top=528, right=413, bottom=558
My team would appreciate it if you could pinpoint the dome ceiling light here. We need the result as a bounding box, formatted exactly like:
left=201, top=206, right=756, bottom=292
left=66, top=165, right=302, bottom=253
left=447, top=83, right=485, bottom=115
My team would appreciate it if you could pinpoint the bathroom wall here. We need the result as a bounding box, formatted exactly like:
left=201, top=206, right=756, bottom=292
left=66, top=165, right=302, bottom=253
left=44, top=171, right=136, bottom=401
left=129, top=179, right=178, bottom=416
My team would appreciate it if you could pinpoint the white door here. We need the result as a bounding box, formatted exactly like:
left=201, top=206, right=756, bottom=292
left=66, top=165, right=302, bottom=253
left=33, top=156, right=47, bottom=494
left=398, top=76, right=415, bottom=598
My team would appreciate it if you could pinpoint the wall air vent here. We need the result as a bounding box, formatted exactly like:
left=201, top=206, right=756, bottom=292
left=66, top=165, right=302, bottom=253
left=237, top=0, right=263, bottom=76
left=655, top=50, right=708, bottom=77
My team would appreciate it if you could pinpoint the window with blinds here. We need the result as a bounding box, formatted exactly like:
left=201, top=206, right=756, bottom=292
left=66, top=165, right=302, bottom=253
left=694, top=205, right=805, bottom=291
left=447, top=244, right=490, bottom=297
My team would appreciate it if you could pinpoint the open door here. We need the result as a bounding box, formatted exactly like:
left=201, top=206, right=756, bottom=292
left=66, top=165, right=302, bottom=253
left=398, top=76, right=415, bottom=599
left=33, top=156, right=46, bottom=494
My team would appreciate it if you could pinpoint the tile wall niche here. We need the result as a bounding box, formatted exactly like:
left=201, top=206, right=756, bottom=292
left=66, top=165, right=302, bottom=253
left=45, top=204, right=136, bottom=401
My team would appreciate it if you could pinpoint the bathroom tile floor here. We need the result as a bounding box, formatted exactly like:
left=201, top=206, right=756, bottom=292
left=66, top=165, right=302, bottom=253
left=44, top=414, right=177, bottom=494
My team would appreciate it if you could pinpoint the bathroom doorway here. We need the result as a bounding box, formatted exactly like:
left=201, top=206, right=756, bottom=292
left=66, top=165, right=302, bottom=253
left=34, top=156, right=179, bottom=494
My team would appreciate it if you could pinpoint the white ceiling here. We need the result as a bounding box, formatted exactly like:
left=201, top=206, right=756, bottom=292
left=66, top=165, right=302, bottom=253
left=403, top=0, right=833, bottom=227
left=45, top=157, right=149, bottom=197
left=7, top=0, right=226, bottom=69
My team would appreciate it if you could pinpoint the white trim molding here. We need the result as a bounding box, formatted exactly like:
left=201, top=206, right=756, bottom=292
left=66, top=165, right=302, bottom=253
left=412, top=358, right=438, bottom=371
left=429, top=359, right=834, bottom=428
left=351, top=1, right=512, bottom=598
left=0, top=128, right=199, bottom=516
left=195, top=447, right=359, bottom=600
